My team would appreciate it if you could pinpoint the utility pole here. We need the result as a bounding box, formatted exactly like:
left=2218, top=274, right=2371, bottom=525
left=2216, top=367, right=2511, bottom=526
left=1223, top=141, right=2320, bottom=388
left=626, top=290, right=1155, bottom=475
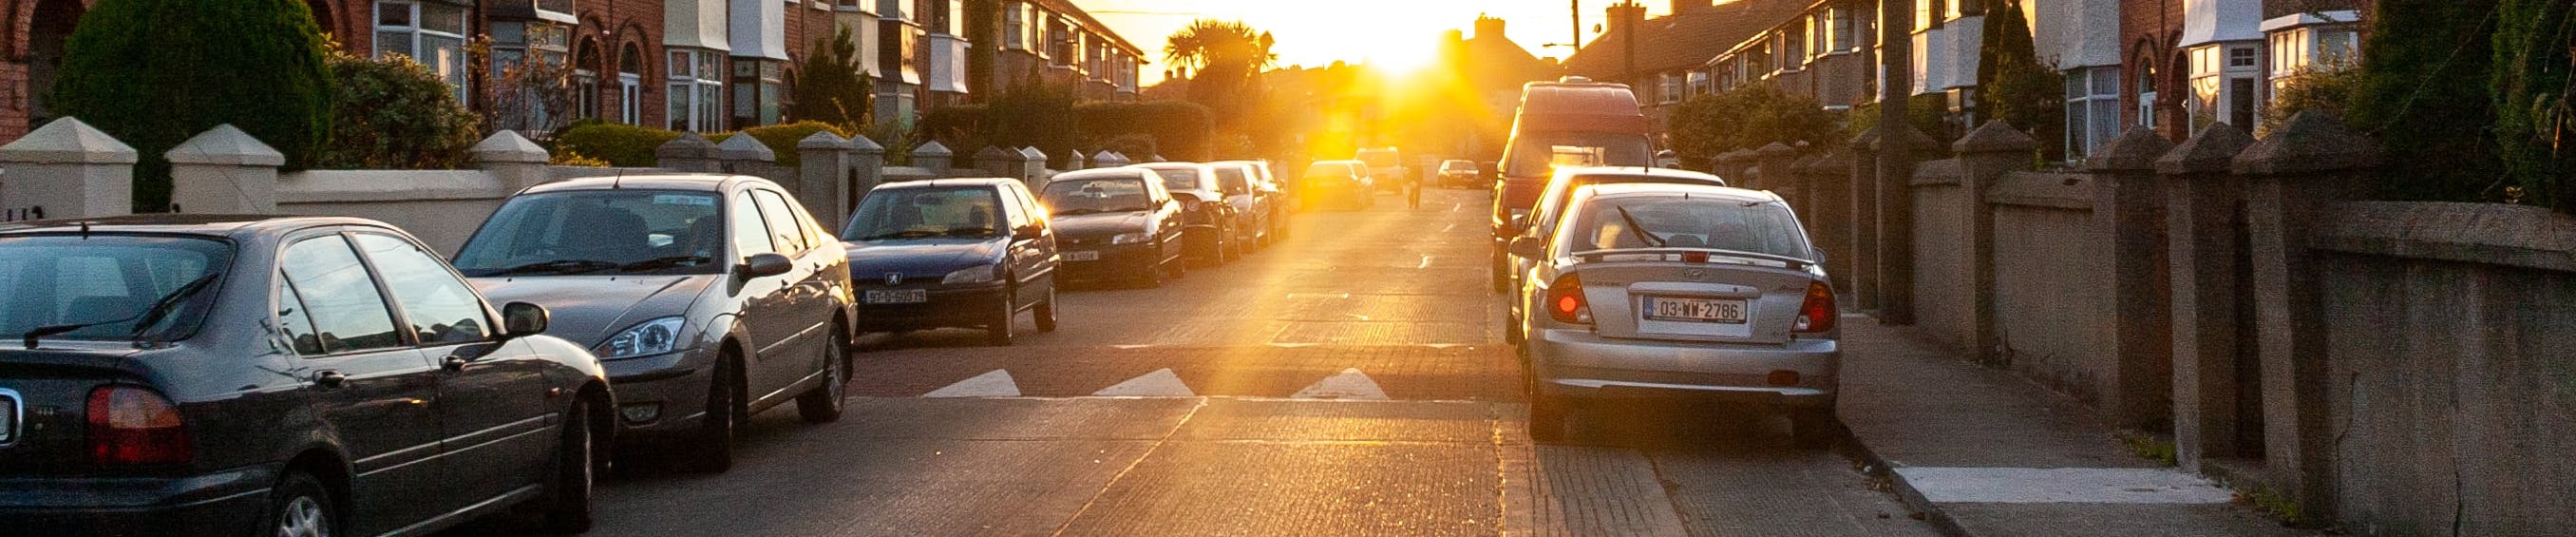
left=1570, top=0, right=1582, bottom=53
left=1877, top=0, right=1917, bottom=325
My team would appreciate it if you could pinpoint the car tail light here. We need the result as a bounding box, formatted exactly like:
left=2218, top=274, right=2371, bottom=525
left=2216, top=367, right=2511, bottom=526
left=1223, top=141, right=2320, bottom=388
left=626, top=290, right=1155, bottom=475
left=1546, top=273, right=1591, bottom=324
left=1793, top=280, right=1837, bottom=334
left=87, top=386, right=191, bottom=466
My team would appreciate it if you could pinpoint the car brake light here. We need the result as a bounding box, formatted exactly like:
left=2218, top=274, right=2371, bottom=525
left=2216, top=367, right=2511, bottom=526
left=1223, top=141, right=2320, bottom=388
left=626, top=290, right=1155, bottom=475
left=87, top=386, right=192, bottom=465
left=1547, top=273, right=1591, bottom=324
left=1793, top=280, right=1836, bottom=334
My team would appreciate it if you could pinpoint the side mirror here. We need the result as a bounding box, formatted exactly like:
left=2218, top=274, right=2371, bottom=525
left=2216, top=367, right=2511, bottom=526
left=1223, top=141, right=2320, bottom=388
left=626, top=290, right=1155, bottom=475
left=502, top=302, right=550, bottom=336
left=739, top=253, right=794, bottom=278
left=1509, top=214, right=1532, bottom=232
left=1014, top=224, right=1044, bottom=240
left=1810, top=247, right=1829, bottom=265
left=1508, top=237, right=1546, bottom=259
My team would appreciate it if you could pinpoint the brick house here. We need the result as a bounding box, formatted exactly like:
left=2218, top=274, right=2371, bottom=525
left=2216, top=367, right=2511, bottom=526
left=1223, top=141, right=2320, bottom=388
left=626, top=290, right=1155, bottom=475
left=1707, top=0, right=1883, bottom=111
left=986, top=0, right=1143, bottom=104
left=1563, top=0, right=1810, bottom=128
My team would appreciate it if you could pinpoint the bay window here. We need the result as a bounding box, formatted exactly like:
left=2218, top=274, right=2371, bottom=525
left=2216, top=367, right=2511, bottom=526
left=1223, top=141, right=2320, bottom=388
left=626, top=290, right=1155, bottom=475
left=1003, top=2, right=1026, bottom=50
left=732, top=59, right=785, bottom=127
left=668, top=48, right=724, bottom=132
left=373, top=0, right=469, bottom=103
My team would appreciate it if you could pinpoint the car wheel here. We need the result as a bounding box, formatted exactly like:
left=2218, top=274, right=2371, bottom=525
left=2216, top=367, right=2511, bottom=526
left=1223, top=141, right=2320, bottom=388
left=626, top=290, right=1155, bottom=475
left=1033, top=286, right=1059, bottom=333
left=267, top=471, right=336, bottom=537
left=797, top=328, right=848, bottom=423
left=1489, top=253, right=1511, bottom=293
left=1527, top=392, right=1568, bottom=444
left=537, top=397, right=597, bottom=533
left=1790, top=408, right=1839, bottom=449
left=682, top=356, right=739, bottom=473
left=986, top=285, right=1017, bottom=346
left=1505, top=309, right=1525, bottom=345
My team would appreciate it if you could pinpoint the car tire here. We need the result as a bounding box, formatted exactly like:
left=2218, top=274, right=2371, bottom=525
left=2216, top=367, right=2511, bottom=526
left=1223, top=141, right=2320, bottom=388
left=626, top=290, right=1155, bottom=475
left=1528, top=393, right=1568, bottom=444
left=1790, top=408, right=1839, bottom=450
left=537, top=398, right=597, bottom=533
left=987, top=285, right=1017, bottom=346
left=1033, top=286, right=1059, bottom=332
left=797, top=328, right=848, bottom=423
left=265, top=471, right=336, bottom=537
left=682, top=356, right=739, bottom=473
left=1489, top=254, right=1511, bottom=293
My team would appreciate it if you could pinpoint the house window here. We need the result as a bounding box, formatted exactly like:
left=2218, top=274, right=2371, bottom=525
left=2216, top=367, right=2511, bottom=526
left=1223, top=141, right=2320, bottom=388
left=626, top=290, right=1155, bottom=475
left=732, top=59, right=785, bottom=127
left=1782, top=29, right=1805, bottom=69
left=1660, top=73, right=1682, bottom=104
left=1831, top=6, right=1857, bottom=51
left=1003, top=1, right=1025, bottom=49
left=667, top=48, right=724, bottom=132
left=373, top=0, right=469, bottom=104
left=2187, top=43, right=2261, bottom=133
left=618, top=72, right=641, bottom=125
left=574, top=69, right=599, bottom=119
left=1688, top=71, right=1712, bottom=96
left=2063, top=67, right=2120, bottom=161
left=2138, top=66, right=2159, bottom=129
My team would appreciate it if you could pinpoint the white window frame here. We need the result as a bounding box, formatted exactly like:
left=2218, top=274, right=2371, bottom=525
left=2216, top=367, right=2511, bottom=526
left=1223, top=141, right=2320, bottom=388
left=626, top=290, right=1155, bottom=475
left=667, top=48, right=725, bottom=132
left=618, top=72, right=641, bottom=125
left=2063, top=67, right=2120, bottom=162
left=372, top=0, right=471, bottom=104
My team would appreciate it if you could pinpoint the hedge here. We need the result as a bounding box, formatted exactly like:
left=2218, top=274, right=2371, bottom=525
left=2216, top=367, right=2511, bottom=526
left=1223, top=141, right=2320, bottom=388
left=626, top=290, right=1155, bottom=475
left=553, top=121, right=678, bottom=167
left=313, top=51, right=479, bottom=169
left=50, top=0, right=333, bottom=211
left=2350, top=1, right=2500, bottom=202
left=2492, top=0, right=2574, bottom=211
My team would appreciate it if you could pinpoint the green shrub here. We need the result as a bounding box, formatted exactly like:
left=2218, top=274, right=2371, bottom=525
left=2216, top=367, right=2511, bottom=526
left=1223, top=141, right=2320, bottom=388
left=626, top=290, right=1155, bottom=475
left=49, top=0, right=333, bottom=211
left=1976, top=0, right=2065, bottom=161
left=2259, top=62, right=2362, bottom=137
left=554, top=122, right=678, bottom=167
left=2492, top=0, right=2574, bottom=211
left=732, top=121, right=848, bottom=168
left=313, top=51, right=480, bottom=169
left=2351, top=1, right=2501, bottom=202
left=1667, top=85, right=1844, bottom=163
left=788, top=26, right=872, bottom=131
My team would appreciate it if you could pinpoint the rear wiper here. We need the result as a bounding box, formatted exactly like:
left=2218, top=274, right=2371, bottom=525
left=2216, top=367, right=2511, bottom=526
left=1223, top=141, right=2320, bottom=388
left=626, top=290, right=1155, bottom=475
left=23, top=273, right=223, bottom=349
left=618, top=255, right=711, bottom=273
left=484, top=259, right=617, bottom=277
left=1613, top=206, right=1668, bottom=247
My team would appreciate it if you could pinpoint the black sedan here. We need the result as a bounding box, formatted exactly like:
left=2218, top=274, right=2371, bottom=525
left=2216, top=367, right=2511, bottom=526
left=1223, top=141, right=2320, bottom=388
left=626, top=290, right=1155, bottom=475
left=0, top=215, right=606, bottom=536
left=1039, top=168, right=1189, bottom=288
left=841, top=179, right=1060, bottom=346
left=452, top=175, right=855, bottom=473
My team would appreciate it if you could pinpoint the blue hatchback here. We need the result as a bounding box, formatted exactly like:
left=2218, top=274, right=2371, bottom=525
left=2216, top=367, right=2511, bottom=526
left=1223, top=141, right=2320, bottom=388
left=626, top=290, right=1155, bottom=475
left=841, top=179, right=1060, bottom=346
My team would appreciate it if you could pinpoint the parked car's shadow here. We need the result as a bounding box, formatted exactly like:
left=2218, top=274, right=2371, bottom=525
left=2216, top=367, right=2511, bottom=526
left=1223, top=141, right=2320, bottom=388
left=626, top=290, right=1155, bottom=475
left=1544, top=399, right=1827, bottom=454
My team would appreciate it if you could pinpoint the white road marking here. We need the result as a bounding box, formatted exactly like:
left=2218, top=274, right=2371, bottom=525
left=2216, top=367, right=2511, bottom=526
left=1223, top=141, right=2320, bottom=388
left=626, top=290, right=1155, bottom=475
left=1267, top=342, right=1317, bottom=349
left=922, top=370, right=1021, bottom=397
left=1291, top=368, right=1390, bottom=400
left=1893, top=467, right=2237, bottom=504
left=1442, top=222, right=1457, bottom=233
left=1091, top=368, right=1196, bottom=397
left=1416, top=255, right=1432, bottom=269
left=1109, top=344, right=1156, bottom=349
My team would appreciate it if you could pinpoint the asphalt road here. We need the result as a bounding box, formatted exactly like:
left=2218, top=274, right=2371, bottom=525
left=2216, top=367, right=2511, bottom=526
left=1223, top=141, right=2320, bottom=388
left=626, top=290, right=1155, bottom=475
left=474, top=186, right=1937, bottom=536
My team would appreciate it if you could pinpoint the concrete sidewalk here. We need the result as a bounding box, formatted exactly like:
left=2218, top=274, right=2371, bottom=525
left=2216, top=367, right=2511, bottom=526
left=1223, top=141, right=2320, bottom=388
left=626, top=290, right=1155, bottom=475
left=1834, top=316, right=2315, bottom=537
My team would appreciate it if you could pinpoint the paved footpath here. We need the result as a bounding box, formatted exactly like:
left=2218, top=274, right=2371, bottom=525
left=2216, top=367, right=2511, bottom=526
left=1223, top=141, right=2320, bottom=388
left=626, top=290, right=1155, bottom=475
left=444, top=187, right=1937, bottom=536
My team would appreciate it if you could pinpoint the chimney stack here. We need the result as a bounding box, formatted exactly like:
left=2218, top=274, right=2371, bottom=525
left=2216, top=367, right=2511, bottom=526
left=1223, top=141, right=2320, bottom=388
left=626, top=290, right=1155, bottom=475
left=1605, top=1, right=1647, bottom=35
left=1474, top=15, right=1506, bottom=41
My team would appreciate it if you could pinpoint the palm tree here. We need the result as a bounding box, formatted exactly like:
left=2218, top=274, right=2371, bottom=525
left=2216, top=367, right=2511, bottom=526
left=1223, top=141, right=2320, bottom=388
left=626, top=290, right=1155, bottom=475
left=1165, top=20, right=1276, bottom=129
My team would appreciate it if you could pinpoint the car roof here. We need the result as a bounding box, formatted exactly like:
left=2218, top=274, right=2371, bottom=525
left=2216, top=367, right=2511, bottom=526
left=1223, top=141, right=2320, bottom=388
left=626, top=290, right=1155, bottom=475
left=871, top=178, right=1021, bottom=191
left=1051, top=168, right=1152, bottom=181
left=1575, top=182, right=1777, bottom=202
left=1559, top=166, right=1727, bottom=184
left=1131, top=162, right=1211, bottom=170
left=0, top=214, right=396, bottom=240
left=520, top=173, right=770, bottom=195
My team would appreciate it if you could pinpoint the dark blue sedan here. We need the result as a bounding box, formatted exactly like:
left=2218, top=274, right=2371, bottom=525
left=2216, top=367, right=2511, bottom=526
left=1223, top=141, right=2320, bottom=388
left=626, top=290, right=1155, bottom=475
left=842, top=179, right=1060, bottom=346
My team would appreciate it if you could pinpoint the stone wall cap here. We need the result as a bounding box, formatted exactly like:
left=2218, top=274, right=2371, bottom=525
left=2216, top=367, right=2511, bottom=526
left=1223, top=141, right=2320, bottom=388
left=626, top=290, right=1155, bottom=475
left=797, top=130, right=850, bottom=150
left=656, top=132, right=720, bottom=159
left=2079, top=126, right=2174, bottom=172
left=846, top=134, right=885, bottom=153
left=1868, top=125, right=1943, bottom=152
left=2233, top=111, right=2382, bottom=176
left=0, top=117, right=139, bottom=164
left=1756, top=142, right=1798, bottom=157
left=167, top=124, right=286, bottom=166
left=2313, top=201, right=2576, bottom=273
left=464, top=129, right=548, bottom=163
left=1019, top=146, right=1047, bottom=160
left=714, top=133, right=776, bottom=162
left=1717, top=149, right=1757, bottom=163
left=1954, top=121, right=2038, bottom=153
left=975, top=145, right=1013, bottom=161
left=913, top=141, right=953, bottom=157
left=2150, top=124, right=2250, bottom=174
left=1790, top=152, right=1829, bottom=173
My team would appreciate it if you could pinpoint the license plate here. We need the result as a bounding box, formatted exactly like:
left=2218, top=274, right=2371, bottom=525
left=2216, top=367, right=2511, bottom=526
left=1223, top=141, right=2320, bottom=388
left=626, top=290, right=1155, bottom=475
left=1643, top=297, right=1748, bottom=324
left=862, top=289, right=928, bottom=304
left=1065, top=251, right=1101, bottom=261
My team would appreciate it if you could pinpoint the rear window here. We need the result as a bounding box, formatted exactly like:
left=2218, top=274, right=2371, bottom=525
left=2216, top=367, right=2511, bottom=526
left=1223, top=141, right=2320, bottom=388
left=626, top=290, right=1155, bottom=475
left=1146, top=166, right=1201, bottom=191
left=1210, top=166, right=1250, bottom=195
left=1040, top=178, right=1154, bottom=216
left=1559, top=196, right=1809, bottom=259
left=1504, top=132, right=1653, bottom=178
left=0, top=235, right=234, bottom=343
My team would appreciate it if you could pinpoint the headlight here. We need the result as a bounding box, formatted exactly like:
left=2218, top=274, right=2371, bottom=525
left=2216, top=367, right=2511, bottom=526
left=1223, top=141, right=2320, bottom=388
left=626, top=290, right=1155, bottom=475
left=597, top=316, right=685, bottom=359
left=1109, top=232, right=1150, bottom=244
left=941, top=265, right=998, bottom=284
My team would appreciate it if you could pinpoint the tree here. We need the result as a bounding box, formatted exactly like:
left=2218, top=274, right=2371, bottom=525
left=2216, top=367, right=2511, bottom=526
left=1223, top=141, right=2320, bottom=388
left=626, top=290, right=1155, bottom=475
left=2351, top=0, right=2500, bottom=202
left=313, top=50, right=481, bottom=169
left=790, top=26, right=875, bottom=130
left=49, top=0, right=333, bottom=211
left=2491, top=0, right=2574, bottom=211
left=478, top=30, right=579, bottom=136
left=1165, top=20, right=1276, bottom=129
left=1975, top=0, right=2063, bottom=161
left=1667, top=85, right=1844, bottom=163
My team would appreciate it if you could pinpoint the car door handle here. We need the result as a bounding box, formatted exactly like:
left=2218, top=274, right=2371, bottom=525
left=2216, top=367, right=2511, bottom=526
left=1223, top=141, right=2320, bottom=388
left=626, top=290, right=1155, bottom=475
left=442, top=355, right=469, bottom=372
left=314, top=370, right=348, bottom=389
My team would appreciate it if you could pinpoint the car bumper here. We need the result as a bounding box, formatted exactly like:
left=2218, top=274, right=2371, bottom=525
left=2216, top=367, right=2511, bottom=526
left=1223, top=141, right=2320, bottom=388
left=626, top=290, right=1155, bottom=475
left=1058, top=243, right=1161, bottom=281
left=1528, top=328, right=1838, bottom=408
left=0, top=465, right=275, bottom=536
left=602, top=349, right=716, bottom=442
left=855, top=282, right=1006, bottom=330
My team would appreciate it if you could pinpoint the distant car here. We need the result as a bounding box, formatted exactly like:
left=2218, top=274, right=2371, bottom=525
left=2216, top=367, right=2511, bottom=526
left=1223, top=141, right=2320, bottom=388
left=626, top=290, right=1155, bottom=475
left=1131, top=163, right=1248, bottom=263
left=0, top=215, right=607, bottom=536
left=1503, top=167, right=1731, bottom=341
left=1207, top=162, right=1274, bottom=249
left=841, top=179, right=1059, bottom=346
left=1216, top=160, right=1290, bottom=240
left=1302, top=160, right=1375, bottom=210
left=1438, top=160, right=1481, bottom=188
left=1040, top=167, right=1190, bottom=288
left=1356, top=147, right=1406, bottom=192
left=453, top=175, right=855, bottom=473
left=1513, top=182, right=1838, bottom=447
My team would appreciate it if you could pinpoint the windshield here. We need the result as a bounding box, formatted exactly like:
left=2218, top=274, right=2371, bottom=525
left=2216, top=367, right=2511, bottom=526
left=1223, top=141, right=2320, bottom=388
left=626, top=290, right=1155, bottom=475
left=0, top=235, right=233, bottom=343
left=452, top=190, right=729, bottom=277
left=843, top=186, right=1008, bottom=240
left=1211, top=166, right=1251, bottom=196
left=1503, top=132, right=1654, bottom=178
left=1145, top=166, right=1202, bottom=191
left=1560, top=196, right=1809, bottom=259
left=1040, top=178, right=1153, bottom=216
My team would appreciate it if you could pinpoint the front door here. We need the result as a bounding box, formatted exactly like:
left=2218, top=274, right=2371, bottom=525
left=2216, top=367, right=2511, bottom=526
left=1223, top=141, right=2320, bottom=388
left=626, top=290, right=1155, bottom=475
left=276, top=233, right=449, bottom=535
left=352, top=232, right=557, bottom=505
left=729, top=190, right=806, bottom=406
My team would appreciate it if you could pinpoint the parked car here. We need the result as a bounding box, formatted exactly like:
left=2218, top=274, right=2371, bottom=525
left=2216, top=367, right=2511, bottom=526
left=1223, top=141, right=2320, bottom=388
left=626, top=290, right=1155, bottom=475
left=1356, top=147, right=1407, bottom=193
left=1502, top=167, right=1730, bottom=344
left=1130, top=163, right=1247, bottom=263
left=1215, top=160, right=1290, bottom=240
left=452, top=175, right=854, bottom=473
left=1491, top=77, right=1657, bottom=292
left=1207, top=162, right=1274, bottom=249
left=0, top=215, right=608, bottom=536
left=1302, top=160, right=1375, bottom=210
left=1039, top=168, right=1190, bottom=288
left=840, top=179, right=1059, bottom=346
left=1512, top=182, right=1838, bottom=447
left=1438, top=160, right=1482, bottom=188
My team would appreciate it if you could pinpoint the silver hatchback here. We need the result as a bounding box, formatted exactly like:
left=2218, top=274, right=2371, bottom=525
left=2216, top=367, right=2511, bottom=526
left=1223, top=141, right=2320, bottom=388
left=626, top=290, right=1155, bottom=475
left=1511, top=182, right=1839, bottom=446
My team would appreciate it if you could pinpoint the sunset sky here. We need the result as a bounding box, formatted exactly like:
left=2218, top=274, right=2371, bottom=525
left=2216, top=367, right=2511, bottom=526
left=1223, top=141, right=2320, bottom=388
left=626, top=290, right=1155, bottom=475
left=1084, top=0, right=1679, bottom=84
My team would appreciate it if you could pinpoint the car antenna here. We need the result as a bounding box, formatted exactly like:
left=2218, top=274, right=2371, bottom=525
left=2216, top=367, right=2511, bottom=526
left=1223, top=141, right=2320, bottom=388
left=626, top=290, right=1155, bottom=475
left=79, top=221, right=90, bottom=238
left=613, top=168, right=627, bottom=189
